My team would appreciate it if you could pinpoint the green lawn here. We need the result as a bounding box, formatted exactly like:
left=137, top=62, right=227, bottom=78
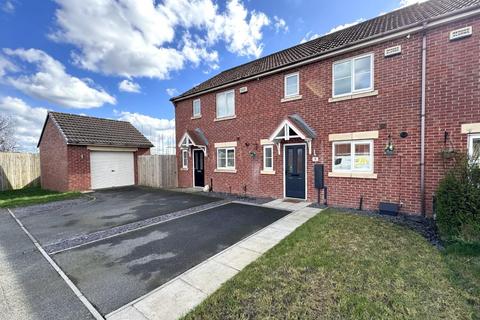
left=0, top=187, right=82, bottom=208
left=184, top=209, right=480, bottom=320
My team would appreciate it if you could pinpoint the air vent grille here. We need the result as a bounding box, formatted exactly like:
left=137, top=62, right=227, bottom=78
left=449, top=26, right=472, bottom=40
left=384, top=45, right=402, bottom=57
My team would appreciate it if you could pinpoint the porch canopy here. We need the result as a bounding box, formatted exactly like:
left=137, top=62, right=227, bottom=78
left=268, top=114, right=316, bottom=154
left=178, top=128, right=209, bottom=156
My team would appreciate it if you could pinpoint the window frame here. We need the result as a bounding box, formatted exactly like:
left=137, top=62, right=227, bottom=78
left=192, top=99, right=201, bottom=117
left=181, top=149, right=188, bottom=169
left=284, top=72, right=299, bottom=98
left=263, top=145, right=274, bottom=171
left=332, top=140, right=374, bottom=173
left=216, top=89, right=235, bottom=119
left=216, top=147, right=236, bottom=170
left=468, top=133, right=480, bottom=161
left=332, top=53, right=374, bottom=98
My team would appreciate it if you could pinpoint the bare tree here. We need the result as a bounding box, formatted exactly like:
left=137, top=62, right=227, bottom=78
left=0, top=115, right=16, bottom=152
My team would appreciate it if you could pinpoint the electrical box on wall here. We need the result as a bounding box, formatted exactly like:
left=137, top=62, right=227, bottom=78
left=312, top=156, right=319, bottom=162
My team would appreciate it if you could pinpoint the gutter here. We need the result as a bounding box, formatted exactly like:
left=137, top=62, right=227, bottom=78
left=171, top=5, right=480, bottom=103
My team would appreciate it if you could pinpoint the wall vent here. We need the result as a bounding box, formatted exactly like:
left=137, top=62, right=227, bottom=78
left=384, top=45, right=402, bottom=57
left=449, top=26, right=472, bottom=41
left=239, top=86, right=248, bottom=94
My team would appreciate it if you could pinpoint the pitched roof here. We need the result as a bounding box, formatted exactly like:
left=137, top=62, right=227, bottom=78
left=38, top=112, right=153, bottom=148
left=288, top=114, right=316, bottom=139
left=172, top=0, right=480, bottom=101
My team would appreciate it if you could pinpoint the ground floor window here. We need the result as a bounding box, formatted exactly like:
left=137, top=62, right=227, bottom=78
left=182, top=150, right=188, bottom=169
left=263, top=145, right=274, bottom=171
left=217, top=147, right=235, bottom=170
left=333, top=140, right=373, bottom=172
left=468, top=134, right=480, bottom=162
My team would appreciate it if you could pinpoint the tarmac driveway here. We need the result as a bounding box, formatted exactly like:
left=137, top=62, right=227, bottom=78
left=13, top=187, right=219, bottom=248
left=7, top=187, right=289, bottom=317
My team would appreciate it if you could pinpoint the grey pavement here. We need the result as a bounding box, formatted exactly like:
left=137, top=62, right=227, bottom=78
left=0, top=209, right=94, bottom=320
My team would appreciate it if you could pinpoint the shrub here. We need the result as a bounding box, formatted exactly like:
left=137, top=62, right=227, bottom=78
left=436, top=154, right=480, bottom=242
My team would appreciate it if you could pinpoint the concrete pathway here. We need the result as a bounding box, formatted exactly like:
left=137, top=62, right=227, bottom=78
left=106, top=201, right=319, bottom=320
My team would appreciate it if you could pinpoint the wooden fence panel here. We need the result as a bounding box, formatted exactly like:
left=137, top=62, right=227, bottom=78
left=0, top=152, right=41, bottom=191
left=137, top=155, right=177, bottom=188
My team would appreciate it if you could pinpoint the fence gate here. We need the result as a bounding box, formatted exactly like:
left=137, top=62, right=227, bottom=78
left=0, top=152, right=41, bottom=191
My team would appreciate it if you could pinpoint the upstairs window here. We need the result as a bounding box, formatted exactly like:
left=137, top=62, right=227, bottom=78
left=216, top=90, right=235, bottom=118
left=284, top=72, right=299, bottom=98
left=193, top=99, right=201, bottom=117
left=263, top=145, right=274, bottom=171
left=333, top=140, right=373, bottom=173
left=333, top=54, right=373, bottom=97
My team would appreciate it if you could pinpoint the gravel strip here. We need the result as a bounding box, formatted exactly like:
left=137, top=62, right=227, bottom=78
left=46, top=199, right=230, bottom=254
left=12, top=195, right=94, bottom=218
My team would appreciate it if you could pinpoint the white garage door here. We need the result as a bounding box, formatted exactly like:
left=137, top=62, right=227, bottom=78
left=90, top=151, right=135, bottom=189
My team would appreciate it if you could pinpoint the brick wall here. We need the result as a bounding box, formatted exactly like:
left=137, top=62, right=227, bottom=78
left=39, top=118, right=69, bottom=192
left=175, top=16, right=480, bottom=216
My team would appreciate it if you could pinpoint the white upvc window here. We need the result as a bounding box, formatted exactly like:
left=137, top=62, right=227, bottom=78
left=193, top=99, right=201, bottom=117
left=217, top=147, right=235, bottom=170
left=263, top=145, right=274, bottom=171
left=182, top=150, right=188, bottom=169
left=332, top=140, right=374, bottom=173
left=216, top=90, right=235, bottom=118
left=468, top=134, right=480, bottom=162
left=333, top=53, right=374, bottom=97
left=284, top=72, right=299, bottom=98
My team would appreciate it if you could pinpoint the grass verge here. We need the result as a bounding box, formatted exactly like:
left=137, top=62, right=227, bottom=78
left=0, top=187, right=82, bottom=208
left=184, top=209, right=480, bottom=320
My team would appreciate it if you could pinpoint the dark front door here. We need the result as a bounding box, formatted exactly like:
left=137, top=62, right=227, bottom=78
left=285, top=144, right=306, bottom=199
left=194, top=150, right=205, bottom=187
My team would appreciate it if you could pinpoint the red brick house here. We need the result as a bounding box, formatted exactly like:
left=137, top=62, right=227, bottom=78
left=172, top=0, right=480, bottom=216
left=38, top=112, right=152, bottom=192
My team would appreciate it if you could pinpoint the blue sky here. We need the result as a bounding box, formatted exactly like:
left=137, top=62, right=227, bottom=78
left=0, top=0, right=418, bottom=152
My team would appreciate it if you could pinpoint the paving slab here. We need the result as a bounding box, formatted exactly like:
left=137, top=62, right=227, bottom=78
left=133, top=279, right=207, bottom=320
left=180, top=260, right=238, bottom=295
left=213, top=246, right=261, bottom=271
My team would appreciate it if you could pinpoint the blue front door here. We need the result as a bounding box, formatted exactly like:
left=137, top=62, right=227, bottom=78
left=285, top=145, right=306, bottom=199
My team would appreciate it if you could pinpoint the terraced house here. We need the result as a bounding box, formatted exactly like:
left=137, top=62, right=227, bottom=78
left=172, top=0, right=480, bottom=216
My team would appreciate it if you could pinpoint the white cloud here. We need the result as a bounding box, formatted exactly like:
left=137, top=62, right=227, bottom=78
left=0, top=54, right=17, bottom=77
left=114, top=110, right=175, bottom=155
left=400, top=0, right=428, bottom=7
left=50, top=0, right=274, bottom=79
left=273, top=16, right=288, bottom=33
left=118, top=80, right=141, bottom=93
left=326, top=18, right=365, bottom=35
left=1, top=0, right=15, bottom=14
left=2, top=48, right=116, bottom=108
left=300, top=18, right=365, bottom=43
left=166, top=88, right=178, bottom=97
left=0, top=96, right=48, bottom=151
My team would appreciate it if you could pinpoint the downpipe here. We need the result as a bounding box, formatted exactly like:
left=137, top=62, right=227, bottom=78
left=420, top=28, right=427, bottom=216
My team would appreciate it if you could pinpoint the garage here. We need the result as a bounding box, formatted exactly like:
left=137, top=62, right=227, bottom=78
left=37, top=111, right=153, bottom=192
left=90, top=151, right=135, bottom=189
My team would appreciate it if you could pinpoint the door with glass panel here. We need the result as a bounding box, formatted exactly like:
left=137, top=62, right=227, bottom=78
left=285, top=144, right=306, bottom=199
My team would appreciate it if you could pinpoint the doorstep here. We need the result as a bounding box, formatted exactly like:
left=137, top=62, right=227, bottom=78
left=263, top=198, right=312, bottom=211
left=106, top=202, right=320, bottom=320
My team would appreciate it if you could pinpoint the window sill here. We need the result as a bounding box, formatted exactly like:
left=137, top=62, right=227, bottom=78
left=191, top=115, right=202, bottom=120
left=214, top=115, right=237, bottom=122
left=281, top=95, right=302, bottom=103
left=180, top=168, right=188, bottom=171
left=328, top=172, right=377, bottom=179
left=214, top=169, right=237, bottom=173
left=328, top=90, right=378, bottom=103
left=261, top=170, right=275, bottom=175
